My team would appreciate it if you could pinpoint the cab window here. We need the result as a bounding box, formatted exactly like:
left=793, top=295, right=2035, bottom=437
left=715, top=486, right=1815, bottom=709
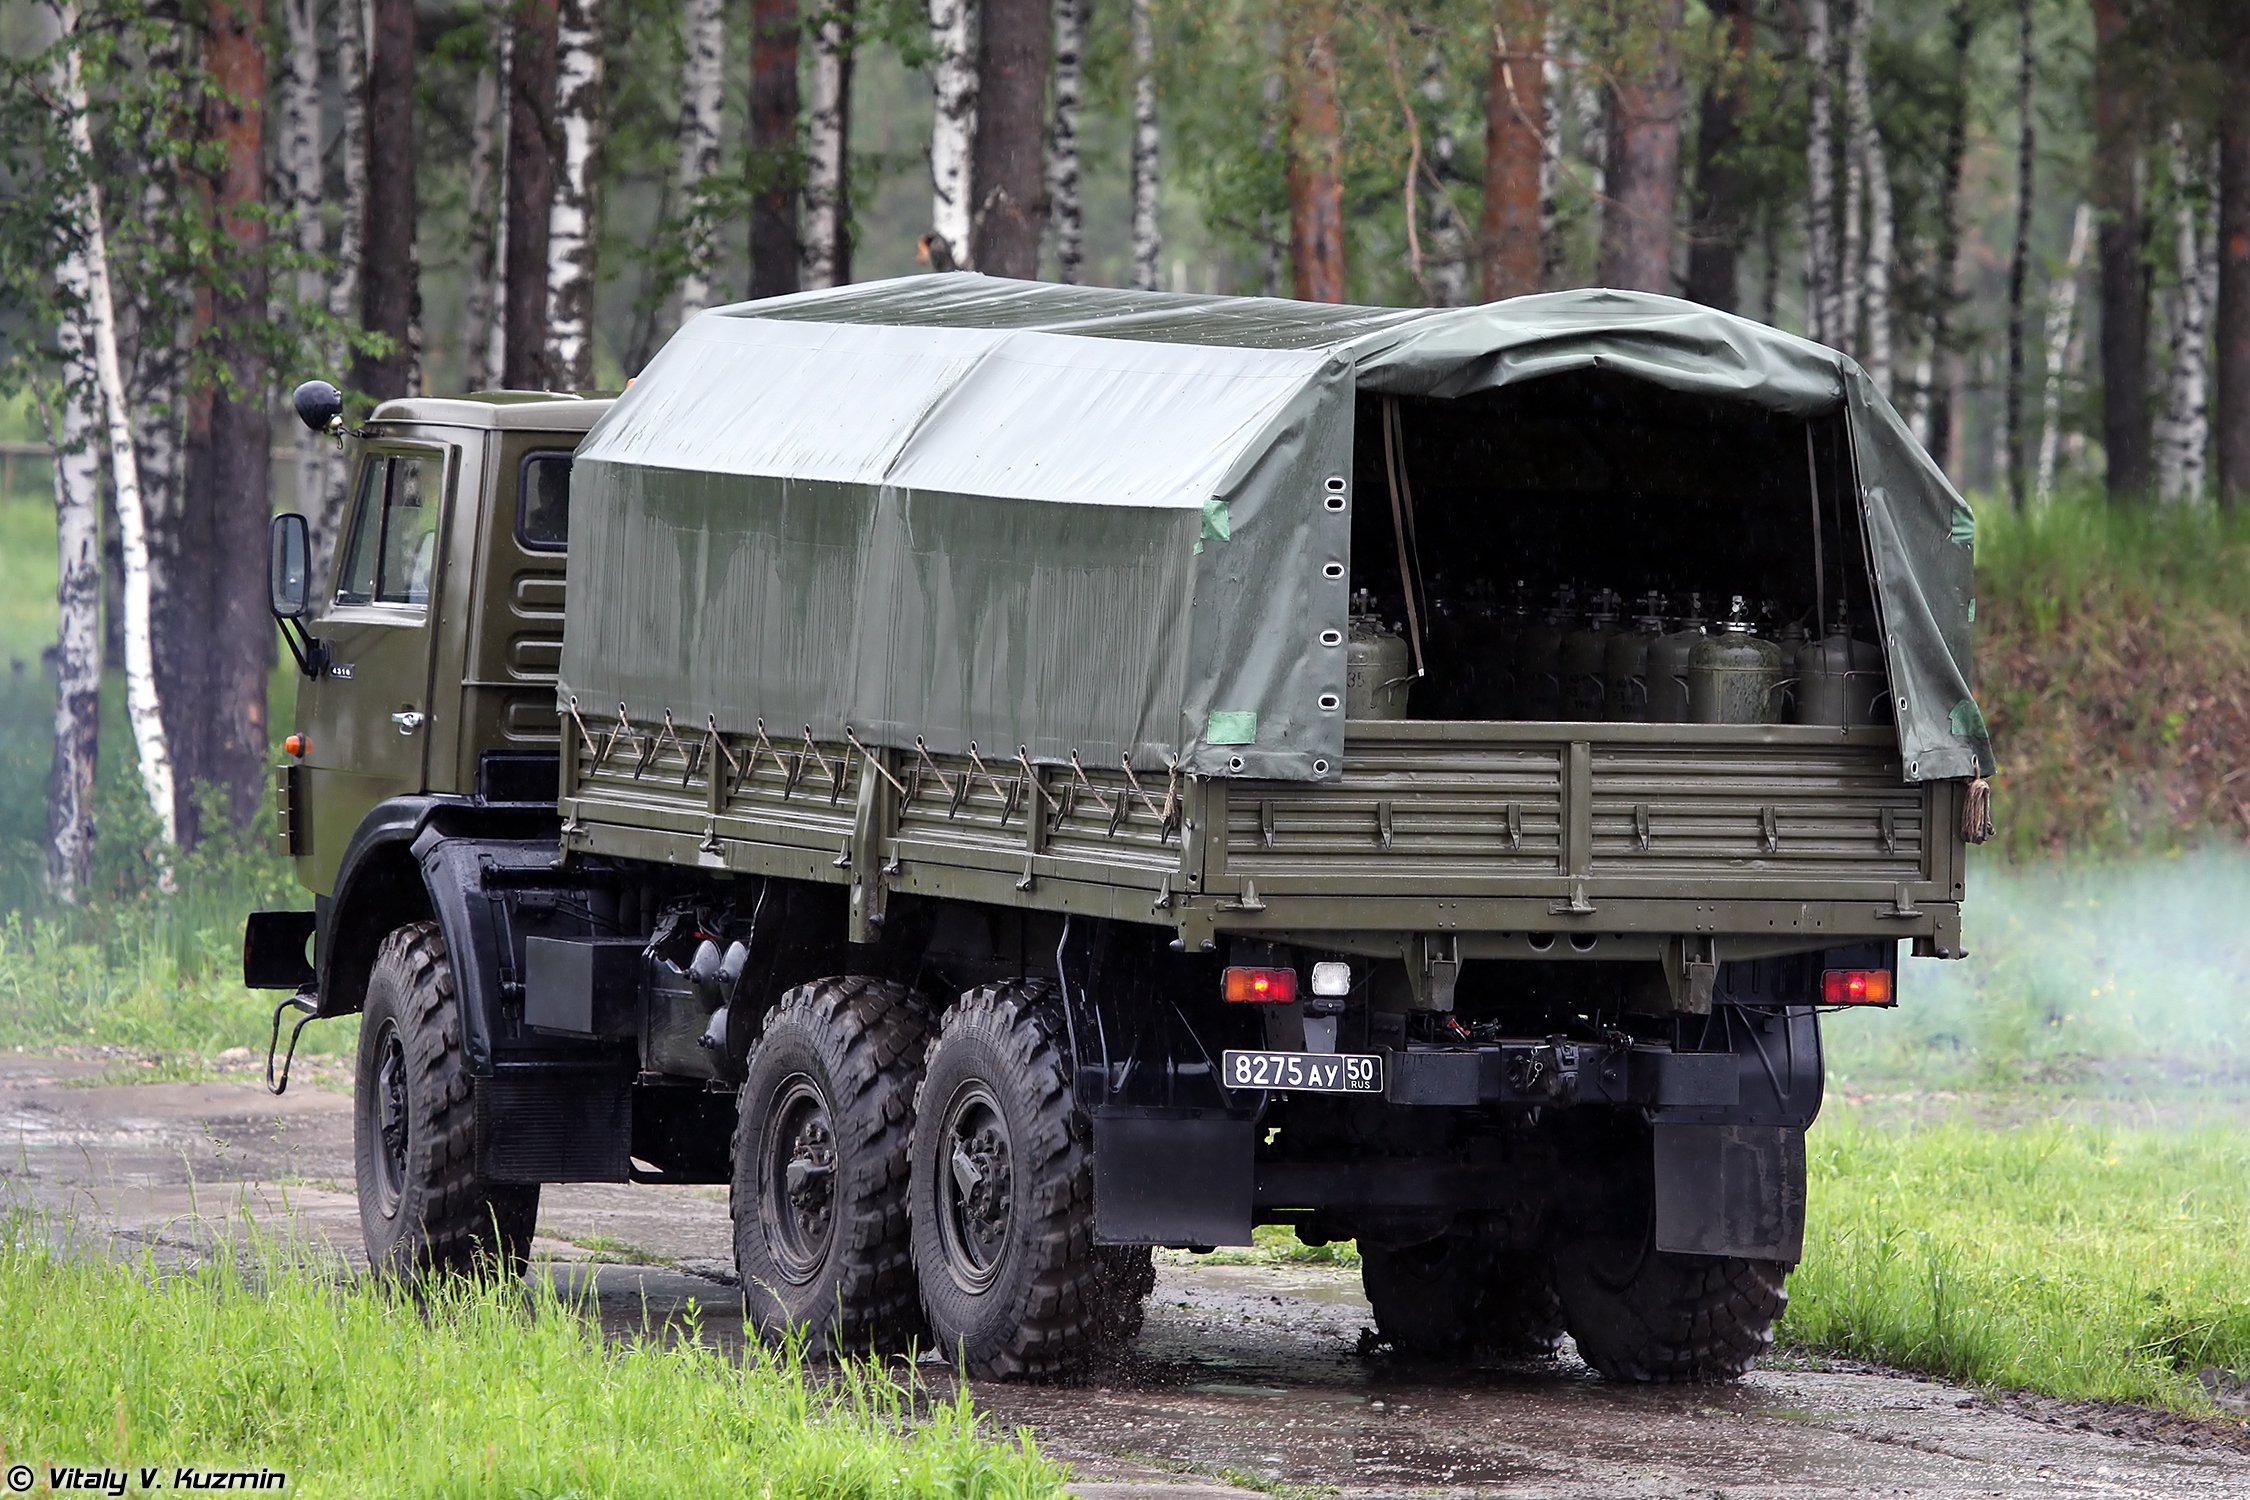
left=336, top=453, right=445, bottom=606
left=518, top=452, right=572, bottom=551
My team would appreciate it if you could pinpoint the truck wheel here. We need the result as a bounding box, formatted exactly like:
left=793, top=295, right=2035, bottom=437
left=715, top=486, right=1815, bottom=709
left=733, top=976, right=931, bottom=1357
left=353, top=921, right=540, bottom=1278
left=1555, top=1231, right=1789, bottom=1382
left=1361, top=1232, right=1565, bottom=1360
left=909, top=981, right=1102, bottom=1381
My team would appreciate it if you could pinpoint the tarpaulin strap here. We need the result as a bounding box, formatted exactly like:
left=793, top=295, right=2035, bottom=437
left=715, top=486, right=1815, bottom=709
left=597, top=702, right=637, bottom=775
left=565, top=696, right=600, bottom=759
left=658, top=709, right=696, bottom=782
left=912, top=736, right=956, bottom=800
left=1160, top=761, right=1182, bottom=840
left=798, top=725, right=839, bottom=798
left=1119, top=754, right=1165, bottom=821
left=844, top=727, right=909, bottom=797
left=966, top=741, right=1014, bottom=810
left=752, top=718, right=790, bottom=782
left=1066, top=751, right=1114, bottom=818
left=1017, top=747, right=1063, bottom=812
left=1380, top=397, right=1428, bottom=677
left=706, top=716, right=742, bottom=776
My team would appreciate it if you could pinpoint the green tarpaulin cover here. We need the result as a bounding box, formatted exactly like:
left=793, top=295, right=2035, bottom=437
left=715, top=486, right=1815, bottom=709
left=560, top=276, right=1991, bottom=783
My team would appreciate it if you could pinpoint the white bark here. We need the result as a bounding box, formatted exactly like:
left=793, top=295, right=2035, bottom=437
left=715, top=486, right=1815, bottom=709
left=2036, top=202, right=2093, bottom=504
left=2158, top=133, right=2215, bottom=505
left=929, top=0, right=979, bottom=266
left=1539, top=28, right=1561, bottom=289
left=314, top=0, right=368, bottom=566
left=802, top=1, right=854, bottom=289
left=1848, top=0, right=1893, bottom=392
left=1804, top=0, right=1836, bottom=344
left=1046, top=0, right=1084, bottom=283
left=674, top=0, right=725, bottom=317
left=546, top=0, right=605, bottom=389
left=1418, top=41, right=1467, bottom=307
left=1129, top=0, right=1160, bottom=292
left=283, top=0, right=326, bottom=509
left=1837, top=0, right=1864, bottom=356
left=462, top=7, right=509, bottom=388
left=46, top=325, right=101, bottom=900
left=52, top=12, right=176, bottom=849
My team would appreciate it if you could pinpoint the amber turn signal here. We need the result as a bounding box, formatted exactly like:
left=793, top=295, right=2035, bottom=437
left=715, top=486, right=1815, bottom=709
left=1820, top=968, right=1893, bottom=1006
left=283, top=734, right=307, bottom=758
left=1223, top=966, right=1298, bottom=1004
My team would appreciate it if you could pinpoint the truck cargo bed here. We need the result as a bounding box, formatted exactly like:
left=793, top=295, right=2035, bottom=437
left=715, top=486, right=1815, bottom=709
left=557, top=713, right=1963, bottom=956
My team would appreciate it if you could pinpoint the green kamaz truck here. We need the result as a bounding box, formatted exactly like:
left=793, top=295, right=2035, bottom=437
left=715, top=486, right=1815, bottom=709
left=248, top=279, right=1990, bottom=1383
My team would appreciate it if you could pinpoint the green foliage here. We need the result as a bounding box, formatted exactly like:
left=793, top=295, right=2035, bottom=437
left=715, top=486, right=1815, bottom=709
left=1786, top=1112, right=2250, bottom=1413
left=0, top=1219, right=1067, bottom=1499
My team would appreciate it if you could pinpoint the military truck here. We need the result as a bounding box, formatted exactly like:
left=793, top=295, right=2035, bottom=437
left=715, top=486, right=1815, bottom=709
left=248, top=279, right=1990, bottom=1384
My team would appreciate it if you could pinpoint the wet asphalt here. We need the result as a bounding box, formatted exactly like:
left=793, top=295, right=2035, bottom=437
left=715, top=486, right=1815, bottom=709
left=4, top=1050, right=2247, bottom=1499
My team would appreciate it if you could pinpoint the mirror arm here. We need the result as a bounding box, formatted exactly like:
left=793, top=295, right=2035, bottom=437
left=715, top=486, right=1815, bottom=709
left=277, top=617, right=328, bottom=679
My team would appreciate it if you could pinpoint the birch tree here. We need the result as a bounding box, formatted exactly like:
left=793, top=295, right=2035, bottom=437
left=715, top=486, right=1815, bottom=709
left=2036, top=203, right=2093, bottom=504
left=1803, top=0, right=1837, bottom=344
left=1129, top=0, right=1159, bottom=292
left=1417, top=39, right=1467, bottom=308
left=283, top=0, right=325, bottom=505
left=673, top=0, right=725, bottom=316
left=51, top=9, right=176, bottom=848
left=462, top=8, right=510, bottom=389
left=546, top=0, right=605, bottom=389
left=929, top=0, right=979, bottom=266
left=802, top=1, right=856, bottom=289
left=45, top=322, right=101, bottom=899
left=1836, top=0, right=1863, bottom=354
left=1046, top=0, right=1084, bottom=284
left=1846, top=0, right=1892, bottom=393
left=2157, top=134, right=2215, bottom=506
left=1538, top=22, right=1560, bottom=288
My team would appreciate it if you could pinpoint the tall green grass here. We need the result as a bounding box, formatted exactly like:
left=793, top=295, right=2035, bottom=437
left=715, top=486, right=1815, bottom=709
left=0, top=1219, right=1066, bottom=1499
left=1786, top=1112, right=2250, bottom=1413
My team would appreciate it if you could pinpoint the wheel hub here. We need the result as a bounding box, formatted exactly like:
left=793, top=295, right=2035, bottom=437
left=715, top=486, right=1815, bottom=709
left=371, top=1019, right=409, bottom=1214
left=936, top=1083, right=1013, bottom=1294
left=763, top=1076, right=839, bottom=1283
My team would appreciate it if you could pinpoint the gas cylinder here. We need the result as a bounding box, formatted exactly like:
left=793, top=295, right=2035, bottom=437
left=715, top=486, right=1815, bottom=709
left=1346, top=595, right=1414, bottom=720
left=1514, top=584, right=1574, bottom=720
left=1560, top=589, right=1620, bottom=719
left=1794, top=602, right=1857, bottom=726
left=1688, top=595, right=1790, bottom=725
left=1479, top=581, right=1531, bottom=718
left=1603, top=592, right=1668, bottom=722
left=1775, top=617, right=1810, bottom=720
left=1645, top=593, right=1707, bottom=724
left=1850, top=635, right=1891, bottom=724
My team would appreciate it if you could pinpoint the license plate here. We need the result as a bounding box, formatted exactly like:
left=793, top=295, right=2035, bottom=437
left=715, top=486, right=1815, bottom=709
left=1221, top=1049, right=1384, bottom=1094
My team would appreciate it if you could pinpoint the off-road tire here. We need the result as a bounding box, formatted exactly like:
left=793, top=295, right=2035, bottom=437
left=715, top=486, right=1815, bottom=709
left=732, top=976, right=931, bottom=1357
left=1555, top=1234, right=1789, bottom=1382
left=353, top=921, right=540, bottom=1278
left=1086, top=1245, right=1158, bottom=1353
left=1361, top=1232, right=1565, bottom=1360
left=909, top=980, right=1105, bottom=1381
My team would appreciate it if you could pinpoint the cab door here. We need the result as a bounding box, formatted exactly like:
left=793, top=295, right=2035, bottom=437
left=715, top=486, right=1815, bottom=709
left=298, top=441, right=456, bottom=886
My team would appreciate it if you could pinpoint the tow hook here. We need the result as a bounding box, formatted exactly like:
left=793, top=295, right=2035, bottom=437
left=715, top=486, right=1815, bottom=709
left=265, top=989, right=320, bottom=1095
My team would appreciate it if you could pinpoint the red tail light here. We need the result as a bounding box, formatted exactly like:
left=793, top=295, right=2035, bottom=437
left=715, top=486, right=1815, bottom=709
left=1821, top=968, right=1895, bottom=1006
left=1223, top=967, right=1298, bottom=1004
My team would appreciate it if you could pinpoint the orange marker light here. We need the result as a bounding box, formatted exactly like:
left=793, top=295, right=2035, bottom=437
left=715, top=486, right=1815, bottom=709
left=1223, top=966, right=1298, bottom=1004
left=1821, top=968, right=1894, bottom=1006
left=283, top=734, right=307, bottom=758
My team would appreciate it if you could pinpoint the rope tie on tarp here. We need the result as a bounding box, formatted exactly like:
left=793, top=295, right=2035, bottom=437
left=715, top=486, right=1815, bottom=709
left=1961, top=776, right=1994, bottom=844
left=844, top=726, right=911, bottom=797
left=565, top=696, right=600, bottom=759
left=966, top=741, right=1014, bottom=809
left=706, top=715, right=741, bottom=777
left=911, top=736, right=956, bottom=800
left=1065, top=750, right=1114, bottom=819
left=1379, top=397, right=1429, bottom=678
left=1017, top=746, right=1063, bottom=813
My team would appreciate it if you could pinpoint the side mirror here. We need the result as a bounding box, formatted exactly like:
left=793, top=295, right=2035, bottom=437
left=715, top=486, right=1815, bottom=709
left=292, top=380, right=344, bottom=436
left=270, top=513, right=311, bottom=619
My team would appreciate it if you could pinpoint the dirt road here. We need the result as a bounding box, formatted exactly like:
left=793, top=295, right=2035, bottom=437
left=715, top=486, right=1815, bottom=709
left=5, top=1051, right=2245, bottom=1499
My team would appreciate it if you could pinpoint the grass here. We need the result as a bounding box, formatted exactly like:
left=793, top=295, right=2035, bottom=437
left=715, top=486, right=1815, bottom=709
left=0, top=1217, right=1067, bottom=1499
left=1784, top=1112, right=2250, bottom=1414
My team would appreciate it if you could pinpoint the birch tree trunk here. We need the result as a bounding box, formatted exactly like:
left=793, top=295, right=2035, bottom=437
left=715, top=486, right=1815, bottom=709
left=672, top=0, right=725, bottom=316
left=2004, top=0, right=2036, bottom=510
left=283, top=0, right=325, bottom=507
left=802, top=1, right=857, bottom=289
left=1129, top=0, right=1160, bottom=292
left=1847, top=0, right=1892, bottom=392
left=1418, top=40, right=1467, bottom=308
left=1803, top=0, right=1837, bottom=344
left=354, top=0, right=418, bottom=400
left=503, top=0, right=557, bottom=386
left=1284, top=0, right=1345, bottom=302
left=1046, top=0, right=1085, bottom=284
left=131, top=16, right=192, bottom=667
left=1837, top=0, right=1863, bottom=355
left=2157, top=133, right=2214, bottom=506
left=1538, top=24, right=1560, bottom=288
left=1482, top=0, right=1545, bottom=302
left=546, top=0, right=605, bottom=389
left=929, top=0, right=980, bottom=266
left=1920, top=0, right=1974, bottom=460
left=52, top=13, right=176, bottom=848
left=45, top=329, right=102, bottom=900
left=2093, top=0, right=2151, bottom=499
left=2037, top=203, right=2093, bottom=504
left=967, top=0, right=1048, bottom=278
left=462, top=8, right=510, bottom=389
left=1595, top=0, right=1685, bottom=295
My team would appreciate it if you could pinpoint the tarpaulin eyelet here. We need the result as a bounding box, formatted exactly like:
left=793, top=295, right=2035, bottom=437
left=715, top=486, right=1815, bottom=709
left=1318, top=693, right=1340, bottom=712
left=1319, top=629, right=1342, bottom=646
left=1227, top=755, right=1246, bottom=773
left=1322, top=562, right=1344, bottom=579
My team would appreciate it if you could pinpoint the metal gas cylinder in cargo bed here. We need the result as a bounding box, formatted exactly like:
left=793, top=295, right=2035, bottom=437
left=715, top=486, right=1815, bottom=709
left=1514, top=585, right=1575, bottom=719
left=1646, top=593, right=1707, bottom=723
left=1796, top=603, right=1891, bottom=726
left=1603, top=592, right=1668, bottom=722
left=1689, top=596, right=1790, bottom=724
left=1346, top=603, right=1413, bottom=719
left=1561, top=588, right=1621, bottom=720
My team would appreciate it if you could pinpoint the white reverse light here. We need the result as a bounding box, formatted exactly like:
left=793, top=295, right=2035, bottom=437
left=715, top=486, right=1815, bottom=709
left=1310, top=961, right=1352, bottom=998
